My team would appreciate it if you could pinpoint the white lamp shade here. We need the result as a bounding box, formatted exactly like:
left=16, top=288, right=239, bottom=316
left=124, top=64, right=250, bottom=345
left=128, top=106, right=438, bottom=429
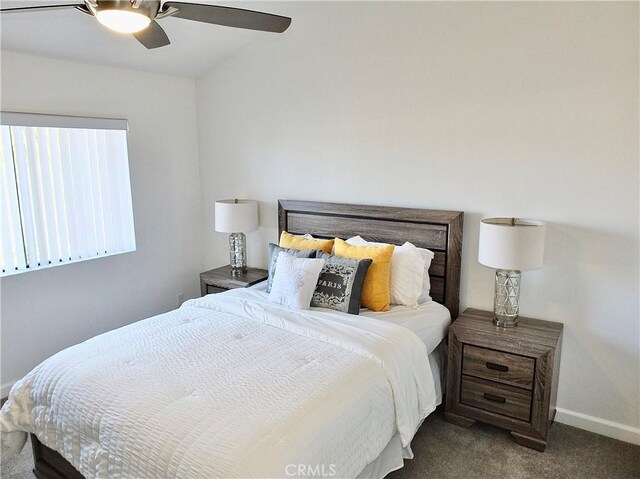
left=214, top=199, right=259, bottom=233
left=478, top=218, right=546, bottom=271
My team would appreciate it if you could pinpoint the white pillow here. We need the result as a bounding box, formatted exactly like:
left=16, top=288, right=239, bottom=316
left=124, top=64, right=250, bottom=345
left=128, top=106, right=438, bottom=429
left=346, top=236, right=425, bottom=307
left=416, top=247, right=435, bottom=303
left=268, top=252, right=325, bottom=310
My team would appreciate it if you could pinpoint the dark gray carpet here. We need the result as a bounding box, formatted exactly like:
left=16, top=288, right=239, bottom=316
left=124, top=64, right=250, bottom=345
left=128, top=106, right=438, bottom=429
left=2, top=409, right=639, bottom=478
left=388, top=409, right=640, bottom=479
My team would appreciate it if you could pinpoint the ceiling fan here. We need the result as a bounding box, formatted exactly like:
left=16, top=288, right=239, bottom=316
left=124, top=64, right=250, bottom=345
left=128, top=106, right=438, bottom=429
left=0, top=0, right=291, bottom=49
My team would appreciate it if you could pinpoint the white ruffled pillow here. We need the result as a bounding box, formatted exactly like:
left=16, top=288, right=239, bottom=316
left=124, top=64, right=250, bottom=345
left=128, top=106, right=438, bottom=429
left=346, top=236, right=425, bottom=307
left=268, top=252, right=325, bottom=310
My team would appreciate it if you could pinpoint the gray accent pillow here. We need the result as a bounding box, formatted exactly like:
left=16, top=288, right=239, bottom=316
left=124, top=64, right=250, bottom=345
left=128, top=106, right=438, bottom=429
left=311, top=252, right=373, bottom=315
left=266, top=243, right=317, bottom=293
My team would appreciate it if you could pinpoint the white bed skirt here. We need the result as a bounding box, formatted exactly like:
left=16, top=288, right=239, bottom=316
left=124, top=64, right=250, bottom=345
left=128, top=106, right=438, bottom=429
left=356, top=340, right=447, bottom=479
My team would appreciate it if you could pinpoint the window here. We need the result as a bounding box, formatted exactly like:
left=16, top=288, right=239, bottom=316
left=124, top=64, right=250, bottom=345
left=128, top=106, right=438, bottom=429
left=0, top=112, right=136, bottom=276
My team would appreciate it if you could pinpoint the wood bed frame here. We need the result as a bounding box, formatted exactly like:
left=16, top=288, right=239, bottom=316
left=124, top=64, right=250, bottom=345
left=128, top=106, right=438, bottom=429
left=30, top=199, right=464, bottom=479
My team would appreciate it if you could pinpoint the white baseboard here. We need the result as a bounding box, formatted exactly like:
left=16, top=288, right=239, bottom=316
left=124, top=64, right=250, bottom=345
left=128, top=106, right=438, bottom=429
left=555, top=407, right=640, bottom=445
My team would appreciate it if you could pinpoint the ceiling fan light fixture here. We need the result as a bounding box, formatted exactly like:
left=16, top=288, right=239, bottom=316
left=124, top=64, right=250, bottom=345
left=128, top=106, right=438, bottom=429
left=96, top=9, right=151, bottom=34
left=0, top=1, right=292, bottom=50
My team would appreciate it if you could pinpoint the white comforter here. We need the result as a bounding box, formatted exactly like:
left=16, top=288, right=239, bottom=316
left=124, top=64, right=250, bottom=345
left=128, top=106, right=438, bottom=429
left=1, top=288, right=437, bottom=478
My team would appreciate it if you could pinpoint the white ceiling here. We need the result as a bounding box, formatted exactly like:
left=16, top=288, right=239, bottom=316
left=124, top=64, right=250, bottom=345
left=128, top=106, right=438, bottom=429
left=0, top=0, right=292, bottom=78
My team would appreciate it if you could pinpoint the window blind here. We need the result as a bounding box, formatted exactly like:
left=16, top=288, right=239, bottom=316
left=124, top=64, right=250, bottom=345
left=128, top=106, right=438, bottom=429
left=0, top=112, right=135, bottom=275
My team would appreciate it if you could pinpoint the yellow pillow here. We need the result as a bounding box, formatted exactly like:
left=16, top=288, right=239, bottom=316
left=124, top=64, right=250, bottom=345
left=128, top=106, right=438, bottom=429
left=279, top=231, right=334, bottom=254
left=334, top=238, right=394, bottom=312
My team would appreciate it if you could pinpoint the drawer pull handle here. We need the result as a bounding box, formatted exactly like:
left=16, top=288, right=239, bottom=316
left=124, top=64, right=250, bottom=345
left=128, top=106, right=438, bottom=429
left=484, top=393, right=506, bottom=404
left=486, top=362, right=509, bottom=372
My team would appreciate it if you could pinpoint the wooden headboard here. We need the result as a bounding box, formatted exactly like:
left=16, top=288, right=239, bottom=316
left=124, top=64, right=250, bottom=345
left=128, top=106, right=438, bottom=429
left=278, top=200, right=464, bottom=320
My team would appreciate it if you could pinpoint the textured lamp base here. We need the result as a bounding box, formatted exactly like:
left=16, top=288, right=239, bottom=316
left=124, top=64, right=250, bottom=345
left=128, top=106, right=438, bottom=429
left=494, top=269, right=521, bottom=327
left=229, top=232, right=247, bottom=276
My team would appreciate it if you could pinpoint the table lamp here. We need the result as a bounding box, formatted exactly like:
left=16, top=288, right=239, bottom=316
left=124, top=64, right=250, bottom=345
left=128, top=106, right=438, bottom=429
left=478, top=217, right=546, bottom=327
left=214, top=199, right=259, bottom=276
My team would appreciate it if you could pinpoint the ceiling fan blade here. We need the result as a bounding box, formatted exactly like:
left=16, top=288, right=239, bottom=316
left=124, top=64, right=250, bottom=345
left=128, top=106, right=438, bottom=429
left=133, top=20, right=171, bottom=49
left=0, top=4, right=84, bottom=14
left=162, top=2, right=291, bottom=33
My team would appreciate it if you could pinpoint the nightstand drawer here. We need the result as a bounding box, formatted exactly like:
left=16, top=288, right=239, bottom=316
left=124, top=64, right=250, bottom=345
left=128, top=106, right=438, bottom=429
left=460, top=375, right=532, bottom=422
left=206, top=285, right=227, bottom=294
left=462, top=344, right=535, bottom=390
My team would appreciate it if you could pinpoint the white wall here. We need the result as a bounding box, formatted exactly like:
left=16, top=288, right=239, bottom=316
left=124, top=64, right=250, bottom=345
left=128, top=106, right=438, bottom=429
left=196, top=2, right=639, bottom=442
left=0, top=52, right=203, bottom=394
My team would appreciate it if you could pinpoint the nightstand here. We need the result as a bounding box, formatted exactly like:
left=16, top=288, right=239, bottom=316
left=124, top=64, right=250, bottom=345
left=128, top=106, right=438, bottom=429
left=200, top=265, right=268, bottom=296
left=445, top=308, right=563, bottom=451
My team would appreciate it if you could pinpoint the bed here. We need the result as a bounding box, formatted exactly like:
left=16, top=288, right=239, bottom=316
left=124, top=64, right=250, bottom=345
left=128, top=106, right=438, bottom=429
left=1, top=200, right=463, bottom=479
